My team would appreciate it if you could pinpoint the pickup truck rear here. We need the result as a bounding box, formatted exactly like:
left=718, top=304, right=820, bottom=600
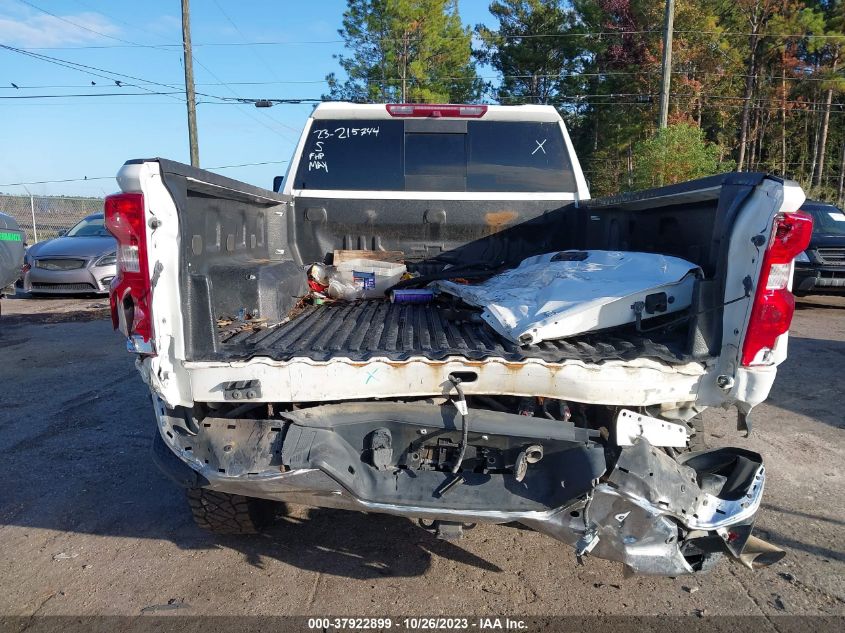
left=107, top=103, right=810, bottom=576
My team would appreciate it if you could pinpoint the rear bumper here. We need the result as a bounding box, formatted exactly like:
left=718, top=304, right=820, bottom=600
left=152, top=398, right=778, bottom=576
left=794, top=264, right=845, bottom=294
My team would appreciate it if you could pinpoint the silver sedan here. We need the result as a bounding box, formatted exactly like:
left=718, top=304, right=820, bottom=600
left=22, top=213, right=116, bottom=295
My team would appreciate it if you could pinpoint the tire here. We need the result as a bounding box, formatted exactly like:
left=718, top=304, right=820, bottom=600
left=185, top=488, right=278, bottom=534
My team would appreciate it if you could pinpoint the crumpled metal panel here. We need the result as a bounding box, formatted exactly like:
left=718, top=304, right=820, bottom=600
left=607, top=439, right=766, bottom=531
left=608, top=437, right=701, bottom=517
left=587, top=485, right=693, bottom=576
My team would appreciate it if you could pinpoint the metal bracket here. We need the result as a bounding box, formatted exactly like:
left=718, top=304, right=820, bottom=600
left=616, top=409, right=689, bottom=448
left=575, top=527, right=600, bottom=564
left=222, top=380, right=262, bottom=401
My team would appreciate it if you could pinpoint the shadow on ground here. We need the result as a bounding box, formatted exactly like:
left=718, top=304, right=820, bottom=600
left=0, top=304, right=841, bottom=583
left=1, top=293, right=109, bottom=325
left=2, top=425, right=502, bottom=579
left=0, top=316, right=502, bottom=580
left=763, top=335, right=845, bottom=430
left=795, top=298, right=845, bottom=311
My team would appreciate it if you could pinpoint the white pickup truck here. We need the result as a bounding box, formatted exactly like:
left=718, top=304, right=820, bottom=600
left=107, top=102, right=812, bottom=576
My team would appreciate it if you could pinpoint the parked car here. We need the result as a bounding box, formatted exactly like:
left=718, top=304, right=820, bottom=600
left=0, top=211, right=25, bottom=315
left=107, top=103, right=811, bottom=577
left=22, top=213, right=116, bottom=295
left=793, top=200, right=845, bottom=296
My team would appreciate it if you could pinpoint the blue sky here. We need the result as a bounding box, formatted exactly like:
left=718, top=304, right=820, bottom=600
left=1, top=0, right=495, bottom=196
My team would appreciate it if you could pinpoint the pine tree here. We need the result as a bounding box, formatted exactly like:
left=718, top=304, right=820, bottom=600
left=475, top=0, right=586, bottom=105
left=325, top=0, right=481, bottom=103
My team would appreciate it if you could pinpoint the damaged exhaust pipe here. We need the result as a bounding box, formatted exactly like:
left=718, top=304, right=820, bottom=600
left=716, top=523, right=787, bottom=570
left=739, top=535, right=786, bottom=570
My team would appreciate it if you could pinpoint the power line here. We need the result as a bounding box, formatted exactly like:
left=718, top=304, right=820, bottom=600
left=69, top=0, right=175, bottom=46
left=0, top=91, right=184, bottom=99
left=186, top=53, right=303, bottom=138
left=16, top=0, right=176, bottom=54
left=13, top=29, right=845, bottom=51
left=0, top=161, right=289, bottom=188
left=207, top=161, right=289, bottom=170
left=0, top=43, right=277, bottom=106
left=200, top=0, right=299, bottom=139
left=15, top=0, right=299, bottom=141
left=3, top=101, right=185, bottom=106
left=2, top=82, right=841, bottom=110
left=210, top=0, right=285, bottom=84
left=0, top=176, right=114, bottom=187
left=201, top=91, right=845, bottom=109
left=4, top=70, right=839, bottom=91
left=14, top=0, right=300, bottom=142
left=0, top=44, right=189, bottom=102
left=17, top=0, right=135, bottom=46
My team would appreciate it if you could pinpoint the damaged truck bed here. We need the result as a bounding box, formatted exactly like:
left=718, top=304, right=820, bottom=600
left=108, top=103, right=811, bottom=577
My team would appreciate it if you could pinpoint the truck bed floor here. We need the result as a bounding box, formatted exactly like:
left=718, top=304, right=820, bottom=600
left=217, top=300, right=691, bottom=365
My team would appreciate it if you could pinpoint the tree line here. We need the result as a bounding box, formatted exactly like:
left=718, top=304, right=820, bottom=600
left=326, top=0, right=844, bottom=202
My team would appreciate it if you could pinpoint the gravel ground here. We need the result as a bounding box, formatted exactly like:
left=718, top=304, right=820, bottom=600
left=0, top=292, right=842, bottom=622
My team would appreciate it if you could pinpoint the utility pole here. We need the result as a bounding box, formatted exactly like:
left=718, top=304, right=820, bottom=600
left=181, top=0, right=200, bottom=167
left=400, top=30, right=409, bottom=103
left=22, top=185, right=37, bottom=243
left=657, top=0, right=675, bottom=129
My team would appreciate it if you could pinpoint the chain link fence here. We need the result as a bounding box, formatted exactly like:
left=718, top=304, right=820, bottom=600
left=0, top=195, right=104, bottom=245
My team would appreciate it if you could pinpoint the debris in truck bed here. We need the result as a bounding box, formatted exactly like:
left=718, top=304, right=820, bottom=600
left=307, top=262, right=330, bottom=292
left=333, top=249, right=405, bottom=265
left=216, top=315, right=269, bottom=338
left=327, top=259, right=407, bottom=300
left=433, top=250, right=701, bottom=345
left=390, top=288, right=433, bottom=304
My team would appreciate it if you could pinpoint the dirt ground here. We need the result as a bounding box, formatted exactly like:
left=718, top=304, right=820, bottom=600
left=0, top=291, right=843, bottom=622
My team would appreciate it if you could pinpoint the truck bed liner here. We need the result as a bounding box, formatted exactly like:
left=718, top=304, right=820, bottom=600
left=218, top=300, right=690, bottom=365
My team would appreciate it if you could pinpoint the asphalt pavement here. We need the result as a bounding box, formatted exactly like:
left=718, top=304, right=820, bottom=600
left=0, top=292, right=842, bottom=624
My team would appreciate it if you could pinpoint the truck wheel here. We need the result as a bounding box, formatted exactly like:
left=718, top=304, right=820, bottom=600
left=185, top=488, right=277, bottom=534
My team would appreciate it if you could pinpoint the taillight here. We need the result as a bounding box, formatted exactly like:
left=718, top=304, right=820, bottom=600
left=104, top=192, right=155, bottom=355
left=741, top=211, right=813, bottom=366
left=385, top=104, right=487, bottom=118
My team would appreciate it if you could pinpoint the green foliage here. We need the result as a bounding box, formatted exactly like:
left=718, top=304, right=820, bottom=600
left=475, top=1, right=585, bottom=104
left=324, top=0, right=845, bottom=203
left=631, top=123, right=734, bottom=190
left=325, top=0, right=481, bottom=103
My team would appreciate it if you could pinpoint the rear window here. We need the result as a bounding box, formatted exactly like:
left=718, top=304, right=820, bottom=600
left=292, top=119, right=577, bottom=192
